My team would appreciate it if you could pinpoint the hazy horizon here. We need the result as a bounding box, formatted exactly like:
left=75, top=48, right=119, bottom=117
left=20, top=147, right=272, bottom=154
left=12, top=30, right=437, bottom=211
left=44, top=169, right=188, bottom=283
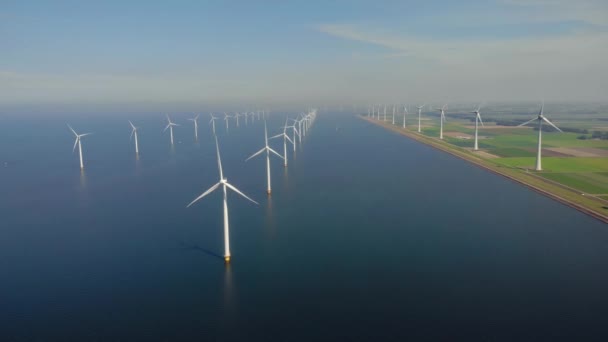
left=2, top=1, right=607, bottom=111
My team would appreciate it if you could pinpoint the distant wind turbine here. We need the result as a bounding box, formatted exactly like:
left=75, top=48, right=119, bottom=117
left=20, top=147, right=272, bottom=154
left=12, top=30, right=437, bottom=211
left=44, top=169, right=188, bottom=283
left=392, top=104, right=396, bottom=125
left=187, top=136, right=258, bottom=264
left=188, top=114, right=199, bottom=141
left=129, top=120, right=139, bottom=155
left=471, top=105, right=484, bottom=151
left=246, top=121, right=284, bottom=195
left=270, top=118, right=295, bottom=167
left=518, top=102, right=562, bottom=171
left=285, top=120, right=300, bottom=152
left=436, top=105, right=447, bottom=139
left=164, top=115, right=179, bottom=145
left=416, top=104, right=425, bottom=133
left=224, top=113, right=232, bottom=132
left=68, top=124, right=92, bottom=170
left=209, top=113, right=219, bottom=135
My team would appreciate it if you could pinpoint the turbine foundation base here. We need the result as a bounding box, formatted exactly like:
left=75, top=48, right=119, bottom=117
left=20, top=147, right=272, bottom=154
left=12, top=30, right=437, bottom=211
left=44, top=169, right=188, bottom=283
left=224, top=256, right=231, bottom=263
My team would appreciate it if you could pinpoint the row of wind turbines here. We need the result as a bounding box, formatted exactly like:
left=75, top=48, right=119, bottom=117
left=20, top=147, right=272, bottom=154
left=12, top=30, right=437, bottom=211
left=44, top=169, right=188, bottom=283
left=69, top=109, right=318, bottom=264
left=187, top=109, right=317, bottom=263
left=367, top=102, right=562, bottom=171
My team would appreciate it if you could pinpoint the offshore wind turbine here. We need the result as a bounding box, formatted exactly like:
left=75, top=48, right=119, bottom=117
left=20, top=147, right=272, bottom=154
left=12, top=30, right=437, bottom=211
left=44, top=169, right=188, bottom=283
left=518, top=102, right=562, bottom=171
left=188, top=114, right=199, bottom=141
left=285, top=120, right=300, bottom=152
left=470, top=105, right=484, bottom=151
left=270, top=118, right=295, bottom=167
left=436, top=105, right=447, bottom=139
left=209, top=113, right=219, bottom=135
left=246, top=121, right=284, bottom=195
left=164, top=115, right=179, bottom=145
left=234, top=113, right=240, bottom=127
left=129, top=120, right=139, bottom=155
left=416, top=104, right=425, bottom=133
left=223, top=113, right=232, bottom=132
left=187, top=136, right=258, bottom=264
left=67, top=124, right=92, bottom=170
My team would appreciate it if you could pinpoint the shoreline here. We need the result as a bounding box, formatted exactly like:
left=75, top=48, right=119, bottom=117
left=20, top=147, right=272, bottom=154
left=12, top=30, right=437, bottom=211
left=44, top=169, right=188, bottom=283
left=360, top=115, right=608, bottom=224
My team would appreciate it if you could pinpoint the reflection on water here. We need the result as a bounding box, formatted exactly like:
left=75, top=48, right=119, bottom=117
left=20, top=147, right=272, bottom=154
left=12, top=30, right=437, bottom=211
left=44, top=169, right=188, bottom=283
left=79, top=169, right=87, bottom=190
left=264, top=195, right=276, bottom=239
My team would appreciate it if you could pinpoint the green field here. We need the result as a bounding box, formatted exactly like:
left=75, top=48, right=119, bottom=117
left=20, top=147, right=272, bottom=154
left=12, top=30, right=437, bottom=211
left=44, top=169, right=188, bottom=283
left=366, top=112, right=608, bottom=220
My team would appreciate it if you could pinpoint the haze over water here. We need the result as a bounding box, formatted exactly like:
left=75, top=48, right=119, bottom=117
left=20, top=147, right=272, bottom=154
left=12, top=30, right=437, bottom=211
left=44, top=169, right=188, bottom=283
left=1, top=112, right=608, bottom=341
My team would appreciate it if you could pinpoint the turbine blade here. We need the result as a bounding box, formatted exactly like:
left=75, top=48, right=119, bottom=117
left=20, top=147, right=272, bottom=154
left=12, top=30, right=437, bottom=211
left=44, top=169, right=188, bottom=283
left=129, top=120, right=136, bottom=129
left=285, top=135, right=294, bottom=144
left=67, top=124, right=78, bottom=137
left=518, top=117, right=537, bottom=127
left=478, top=114, right=485, bottom=127
left=130, top=129, right=135, bottom=140
left=269, top=133, right=283, bottom=140
left=79, top=133, right=93, bottom=137
left=225, top=183, right=259, bottom=205
left=214, top=135, right=224, bottom=179
left=163, top=124, right=171, bottom=132
left=72, top=137, right=79, bottom=153
left=246, top=147, right=266, bottom=162
left=542, top=117, right=562, bottom=132
left=268, top=147, right=284, bottom=160
left=187, top=182, right=221, bottom=207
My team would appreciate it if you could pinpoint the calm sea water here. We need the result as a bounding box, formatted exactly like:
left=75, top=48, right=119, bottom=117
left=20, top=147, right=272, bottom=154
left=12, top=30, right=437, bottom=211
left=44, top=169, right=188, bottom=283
left=1, top=112, right=607, bottom=341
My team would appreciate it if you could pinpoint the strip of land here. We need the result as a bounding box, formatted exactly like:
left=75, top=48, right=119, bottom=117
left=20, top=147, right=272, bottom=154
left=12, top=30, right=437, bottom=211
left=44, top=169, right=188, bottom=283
left=360, top=115, right=608, bottom=224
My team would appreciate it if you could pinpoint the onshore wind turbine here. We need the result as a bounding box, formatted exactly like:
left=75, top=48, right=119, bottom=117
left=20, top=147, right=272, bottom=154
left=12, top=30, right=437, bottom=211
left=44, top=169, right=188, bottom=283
left=436, top=105, right=447, bottom=139
left=471, top=106, right=484, bottom=151
left=164, top=115, right=179, bottom=145
left=188, top=114, right=199, bottom=141
left=270, top=118, right=295, bottom=167
left=402, top=105, right=408, bottom=128
left=187, top=136, right=258, bottom=264
left=129, top=120, right=139, bottom=155
left=416, top=104, right=425, bottom=133
left=68, top=124, right=92, bottom=170
left=518, top=102, right=562, bottom=171
left=246, top=121, right=284, bottom=195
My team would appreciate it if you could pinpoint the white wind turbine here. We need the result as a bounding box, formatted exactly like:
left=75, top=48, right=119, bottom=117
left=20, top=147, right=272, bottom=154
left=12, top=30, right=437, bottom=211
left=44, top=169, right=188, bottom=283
left=246, top=121, right=284, bottom=195
left=223, top=113, right=232, bottom=132
left=285, top=120, right=300, bottom=152
left=234, top=113, right=240, bottom=127
left=270, top=118, right=295, bottom=167
left=435, top=105, right=447, bottom=139
left=164, top=115, right=179, bottom=145
left=188, top=114, right=199, bottom=141
left=470, top=105, right=484, bottom=151
left=392, top=104, right=396, bottom=125
left=518, top=102, right=562, bottom=171
left=187, top=135, right=258, bottom=264
left=209, top=113, right=219, bottom=135
left=416, top=104, right=425, bottom=133
left=383, top=105, right=387, bottom=121
left=67, top=124, right=92, bottom=170
left=402, top=105, right=408, bottom=128
left=129, top=120, right=139, bottom=155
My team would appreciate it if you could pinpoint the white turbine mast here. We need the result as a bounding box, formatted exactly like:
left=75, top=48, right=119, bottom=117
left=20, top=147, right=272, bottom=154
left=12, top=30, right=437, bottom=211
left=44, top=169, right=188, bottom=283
left=187, top=135, right=258, bottom=264
left=246, top=121, right=284, bottom=195
left=270, top=118, right=295, bottom=167
left=435, top=105, right=447, bottom=140
left=67, top=124, right=92, bottom=170
left=188, top=114, right=200, bottom=141
left=518, top=102, right=562, bottom=171
left=164, top=115, right=179, bottom=145
left=416, top=104, right=425, bottom=133
left=129, top=120, right=139, bottom=155
left=471, top=105, right=484, bottom=151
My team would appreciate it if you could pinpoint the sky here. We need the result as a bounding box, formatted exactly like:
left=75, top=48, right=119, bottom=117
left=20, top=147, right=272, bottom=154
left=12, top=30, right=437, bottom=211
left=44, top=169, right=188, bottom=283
left=1, top=0, right=607, bottom=111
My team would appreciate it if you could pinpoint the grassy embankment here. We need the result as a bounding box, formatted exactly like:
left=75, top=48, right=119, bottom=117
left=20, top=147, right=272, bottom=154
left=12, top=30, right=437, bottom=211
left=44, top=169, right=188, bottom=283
left=360, top=115, right=608, bottom=223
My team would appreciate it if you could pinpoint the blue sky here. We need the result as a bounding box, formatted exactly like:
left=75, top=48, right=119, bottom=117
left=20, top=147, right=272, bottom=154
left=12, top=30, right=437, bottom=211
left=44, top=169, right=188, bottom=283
left=2, top=0, right=607, bottom=110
